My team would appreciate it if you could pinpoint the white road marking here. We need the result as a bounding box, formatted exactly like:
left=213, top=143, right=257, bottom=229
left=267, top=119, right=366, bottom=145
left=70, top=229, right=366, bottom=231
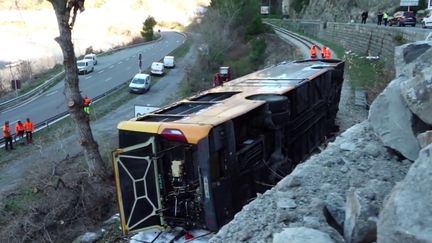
left=105, top=77, right=112, bottom=82
left=45, top=90, right=58, bottom=97
left=118, top=61, right=123, bottom=64
left=85, top=75, right=92, bottom=79
left=98, top=70, right=104, bottom=74
left=109, top=65, right=114, bottom=69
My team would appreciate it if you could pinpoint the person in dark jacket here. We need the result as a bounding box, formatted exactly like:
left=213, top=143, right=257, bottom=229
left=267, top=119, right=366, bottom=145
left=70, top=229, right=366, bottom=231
left=377, top=11, right=384, bottom=25
left=361, top=11, right=368, bottom=24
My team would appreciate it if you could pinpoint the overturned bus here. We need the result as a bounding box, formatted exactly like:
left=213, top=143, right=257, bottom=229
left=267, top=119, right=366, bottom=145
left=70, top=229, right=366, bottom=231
left=112, top=59, right=345, bottom=234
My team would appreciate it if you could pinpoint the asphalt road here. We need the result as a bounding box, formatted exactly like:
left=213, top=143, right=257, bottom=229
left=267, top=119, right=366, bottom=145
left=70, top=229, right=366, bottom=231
left=0, top=31, right=185, bottom=137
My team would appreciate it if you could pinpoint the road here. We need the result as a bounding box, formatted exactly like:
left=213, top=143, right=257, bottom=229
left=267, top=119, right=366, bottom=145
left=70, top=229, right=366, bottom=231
left=0, top=31, right=185, bottom=137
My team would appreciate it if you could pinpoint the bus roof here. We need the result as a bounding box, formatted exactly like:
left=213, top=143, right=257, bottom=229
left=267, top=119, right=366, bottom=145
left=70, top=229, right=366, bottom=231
left=118, top=59, right=343, bottom=142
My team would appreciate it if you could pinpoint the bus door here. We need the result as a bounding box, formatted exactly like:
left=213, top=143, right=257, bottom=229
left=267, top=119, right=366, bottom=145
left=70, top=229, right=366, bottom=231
left=112, top=137, right=163, bottom=235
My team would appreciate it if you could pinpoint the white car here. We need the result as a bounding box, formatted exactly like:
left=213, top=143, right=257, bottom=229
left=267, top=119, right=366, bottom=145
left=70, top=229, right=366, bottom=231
left=84, top=53, right=98, bottom=65
left=422, top=13, right=432, bottom=28
left=150, top=62, right=165, bottom=75
left=163, top=56, right=175, bottom=68
left=129, top=73, right=151, bottom=93
left=77, top=60, right=94, bottom=74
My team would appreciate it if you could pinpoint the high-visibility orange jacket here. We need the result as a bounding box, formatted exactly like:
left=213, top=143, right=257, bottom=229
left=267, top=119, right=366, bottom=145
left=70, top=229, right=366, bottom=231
left=83, top=97, right=91, bottom=107
left=3, top=124, right=11, bottom=138
left=310, top=46, right=317, bottom=58
left=15, top=123, right=24, bottom=133
left=24, top=121, right=34, bottom=132
left=324, top=49, right=331, bottom=59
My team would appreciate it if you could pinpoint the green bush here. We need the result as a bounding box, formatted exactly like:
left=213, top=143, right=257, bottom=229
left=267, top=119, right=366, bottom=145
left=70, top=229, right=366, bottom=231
left=249, top=37, right=267, bottom=65
left=141, top=16, right=157, bottom=41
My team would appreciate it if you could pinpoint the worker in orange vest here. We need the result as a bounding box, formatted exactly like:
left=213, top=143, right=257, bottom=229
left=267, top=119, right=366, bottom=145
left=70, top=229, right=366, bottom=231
left=24, top=118, right=34, bottom=143
left=83, top=95, right=92, bottom=114
left=3, top=121, right=14, bottom=150
left=310, top=45, right=317, bottom=59
left=15, top=120, right=25, bottom=144
left=322, top=46, right=331, bottom=59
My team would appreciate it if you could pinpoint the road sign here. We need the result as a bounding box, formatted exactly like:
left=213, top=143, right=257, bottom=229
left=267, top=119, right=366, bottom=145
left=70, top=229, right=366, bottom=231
left=400, top=0, right=419, bottom=6
left=261, top=6, right=269, bottom=14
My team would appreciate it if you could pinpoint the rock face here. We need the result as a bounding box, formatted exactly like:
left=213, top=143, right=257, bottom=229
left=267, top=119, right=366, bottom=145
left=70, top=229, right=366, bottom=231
left=377, top=144, right=432, bottom=242
left=368, top=77, right=420, bottom=161
left=282, top=0, right=399, bottom=22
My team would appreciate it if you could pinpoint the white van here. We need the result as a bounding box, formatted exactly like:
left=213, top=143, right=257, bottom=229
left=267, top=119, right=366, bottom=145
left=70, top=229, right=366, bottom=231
left=77, top=60, right=94, bottom=74
left=129, top=73, right=151, bottom=93
left=163, top=56, right=175, bottom=68
left=150, top=62, right=164, bottom=75
left=84, top=53, right=98, bottom=65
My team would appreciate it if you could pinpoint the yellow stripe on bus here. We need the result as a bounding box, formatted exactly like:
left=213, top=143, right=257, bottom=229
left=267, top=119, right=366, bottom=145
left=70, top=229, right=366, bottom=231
left=117, top=121, right=160, bottom=134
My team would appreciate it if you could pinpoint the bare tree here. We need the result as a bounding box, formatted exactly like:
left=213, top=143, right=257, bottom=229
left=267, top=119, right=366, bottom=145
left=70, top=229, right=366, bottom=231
left=47, top=0, right=106, bottom=178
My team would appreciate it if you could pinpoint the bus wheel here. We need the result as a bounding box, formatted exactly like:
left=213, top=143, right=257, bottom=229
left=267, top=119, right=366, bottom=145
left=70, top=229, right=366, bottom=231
left=246, top=94, right=290, bottom=113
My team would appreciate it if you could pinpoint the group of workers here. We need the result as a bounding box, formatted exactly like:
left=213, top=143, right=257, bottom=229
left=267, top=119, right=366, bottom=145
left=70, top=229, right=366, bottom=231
left=2, top=95, right=92, bottom=151
left=2, top=118, right=34, bottom=151
left=309, top=45, right=331, bottom=59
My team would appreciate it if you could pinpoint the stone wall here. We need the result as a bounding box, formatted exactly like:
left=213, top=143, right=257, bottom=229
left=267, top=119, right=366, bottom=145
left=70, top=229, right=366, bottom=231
left=273, top=19, right=431, bottom=67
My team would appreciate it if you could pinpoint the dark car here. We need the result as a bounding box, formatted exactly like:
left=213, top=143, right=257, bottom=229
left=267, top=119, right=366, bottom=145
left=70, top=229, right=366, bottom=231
left=389, top=11, right=417, bottom=27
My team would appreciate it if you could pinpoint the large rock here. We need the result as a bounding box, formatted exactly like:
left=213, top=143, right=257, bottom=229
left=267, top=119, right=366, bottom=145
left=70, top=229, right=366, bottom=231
left=344, top=180, right=394, bottom=243
left=417, top=130, right=432, bottom=148
left=377, top=144, right=432, bottom=242
left=394, top=41, right=432, bottom=78
left=400, top=66, right=432, bottom=125
left=273, top=227, right=334, bottom=243
left=368, top=77, right=420, bottom=161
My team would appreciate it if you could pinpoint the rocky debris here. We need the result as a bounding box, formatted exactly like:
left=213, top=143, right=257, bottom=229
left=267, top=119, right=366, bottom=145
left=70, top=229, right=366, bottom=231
left=394, top=42, right=432, bottom=78
left=400, top=65, right=432, bottom=126
left=273, top=227, right=334, bottom=243
left=377, top=144, right=432, bottom=242
left=73, top=231, right=103, bottom=243
left=368, top=76, right=420, bottom=161
left=210, top=122, right=410, bottom=243
left=417, top=130, right=432, bottom=148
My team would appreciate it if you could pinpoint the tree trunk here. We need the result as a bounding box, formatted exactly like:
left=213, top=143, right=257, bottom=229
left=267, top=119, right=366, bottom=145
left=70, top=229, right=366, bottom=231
left=49, top=0, right=106, bottom=178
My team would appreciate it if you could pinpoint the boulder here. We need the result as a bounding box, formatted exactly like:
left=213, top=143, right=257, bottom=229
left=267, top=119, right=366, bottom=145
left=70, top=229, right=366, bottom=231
left=394, top=41, right=432, bottom=78
left=377, top=144, right=432, bottom=242
left=417, top=130, right=432, bottom=148
left=400, top=66, right=432, bottom=125
left=368, top=77, right=420, bottom=161
left=273, top=227, right=334, bottom=243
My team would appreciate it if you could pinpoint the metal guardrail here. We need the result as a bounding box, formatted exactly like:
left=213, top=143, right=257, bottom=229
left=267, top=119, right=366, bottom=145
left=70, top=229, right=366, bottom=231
left=0, top=71, right=65, bottom=111
left=0, top=79, right=130, bottom=146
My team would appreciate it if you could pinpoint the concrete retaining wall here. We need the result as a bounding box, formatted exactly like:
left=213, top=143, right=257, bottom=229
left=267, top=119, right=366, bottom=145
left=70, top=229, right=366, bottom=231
left=273, top=19, right=431, bottom=67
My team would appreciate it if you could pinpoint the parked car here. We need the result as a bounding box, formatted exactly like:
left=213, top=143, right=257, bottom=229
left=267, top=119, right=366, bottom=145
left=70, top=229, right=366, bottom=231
left=422, top=12, right=432, bottom=28
left=129, top=73, right=151, bottom=93
left=150, top=62, right=164, bottom=75
left=163, top=56, right=175, bottom=68
left=84, top=53, right=98, bottom=65
left=77, top=60, right=94, bottom=74
left=388, top=11, right=416, bottom=27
